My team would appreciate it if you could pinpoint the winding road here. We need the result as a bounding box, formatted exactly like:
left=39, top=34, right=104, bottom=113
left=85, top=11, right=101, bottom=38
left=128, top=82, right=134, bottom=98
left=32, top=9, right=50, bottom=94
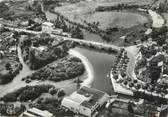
left=111, top=9, right=167, bottom=97
left=0, top=46, right=34, bottom=97
left=125, top=9, right=165, bottom=81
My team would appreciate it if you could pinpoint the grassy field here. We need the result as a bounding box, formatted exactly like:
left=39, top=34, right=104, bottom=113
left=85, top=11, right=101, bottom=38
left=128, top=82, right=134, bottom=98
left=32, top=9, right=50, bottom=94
left=78, top=11, right=148, bottom=29
left=55, top=0, right=154, bottom=15
left=51, top=0, right=154, bottom=46
left=56, top=0, right=154, bottom=15
left=54, top=0, right=151, bottom=30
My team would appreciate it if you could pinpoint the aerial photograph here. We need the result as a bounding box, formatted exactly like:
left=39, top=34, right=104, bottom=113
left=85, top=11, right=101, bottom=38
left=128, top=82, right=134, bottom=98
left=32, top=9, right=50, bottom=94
left=0, top=0, right=168, bottom=117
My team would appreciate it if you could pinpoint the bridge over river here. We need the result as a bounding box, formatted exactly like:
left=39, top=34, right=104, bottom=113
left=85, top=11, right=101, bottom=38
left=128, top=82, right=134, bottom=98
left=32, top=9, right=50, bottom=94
left=5, top=27, right=121, bottom=54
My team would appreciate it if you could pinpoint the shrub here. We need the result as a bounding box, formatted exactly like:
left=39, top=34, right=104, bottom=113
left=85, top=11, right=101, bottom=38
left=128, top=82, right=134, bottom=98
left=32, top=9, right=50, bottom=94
left=58, top=90, right=66, bottom=97
left=50, top=88, right=59, bottom=95
left=3, top=85, right=53, bottom=102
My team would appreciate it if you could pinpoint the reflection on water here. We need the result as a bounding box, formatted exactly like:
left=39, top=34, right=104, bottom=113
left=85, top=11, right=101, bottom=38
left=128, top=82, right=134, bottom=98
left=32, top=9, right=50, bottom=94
left=74, top=47, right=115, bottom=94
left=46, top=11, right=116, bottom=94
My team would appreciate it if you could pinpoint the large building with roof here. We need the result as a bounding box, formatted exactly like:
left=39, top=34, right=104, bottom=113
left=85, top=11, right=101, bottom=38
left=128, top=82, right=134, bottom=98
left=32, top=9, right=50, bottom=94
left=61, top=86, right=109, bottom=117
left=42, top=22, right=54, bottom=33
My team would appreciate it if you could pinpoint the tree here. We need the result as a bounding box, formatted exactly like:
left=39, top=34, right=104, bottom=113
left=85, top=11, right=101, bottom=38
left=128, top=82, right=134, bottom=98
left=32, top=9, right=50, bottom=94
left=150, top=68, right=161, bottom=84
left=57, top=90, right=65, bottom=97
left=54, top=16, right=63, bottom=28
left=3, top=92, right=18, bottom=102
left=5, top=63, right=11, bottom=71
left=0, top=2, right=9, bottom=17
left=71, top=26, right=84, bottom=39
left=128, top=102, right=134, bottom=114
left=53, top=47, right=62, bottom=57
left=40, top=33, right=51, bottom=44
left=36, top=4, right=43, bottom=13
left=102, top=35, right=110, bottom=42
left=158, top=2, right=168, bottom=12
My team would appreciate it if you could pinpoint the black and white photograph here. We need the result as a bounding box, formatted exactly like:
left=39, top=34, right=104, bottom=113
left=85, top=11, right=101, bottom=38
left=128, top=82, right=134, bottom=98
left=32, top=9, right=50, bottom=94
left=0, top=0, right=168, bottom=117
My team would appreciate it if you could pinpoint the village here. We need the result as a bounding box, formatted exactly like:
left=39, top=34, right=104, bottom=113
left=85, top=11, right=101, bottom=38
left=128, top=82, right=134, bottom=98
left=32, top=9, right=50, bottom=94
left=0, top=0, right=168, bottom=117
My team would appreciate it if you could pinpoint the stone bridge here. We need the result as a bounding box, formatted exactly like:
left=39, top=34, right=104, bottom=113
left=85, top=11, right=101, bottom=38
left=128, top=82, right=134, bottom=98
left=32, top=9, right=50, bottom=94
left=6, top=27, right=121, bottom=54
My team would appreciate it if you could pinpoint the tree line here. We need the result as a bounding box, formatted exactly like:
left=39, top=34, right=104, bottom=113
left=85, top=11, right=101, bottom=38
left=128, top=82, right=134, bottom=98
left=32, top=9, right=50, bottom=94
left=95, top=4, right=148, bottom=12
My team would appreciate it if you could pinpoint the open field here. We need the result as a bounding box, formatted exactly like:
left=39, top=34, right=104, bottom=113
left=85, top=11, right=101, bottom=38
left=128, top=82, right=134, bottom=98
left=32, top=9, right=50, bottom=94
left=56, top=0, right=154, bottom=15
left=78, top=11, right=148, bottom=29
left=55, top=0, right=151, bottom=29
left=50, top=0, right=153, bottom=46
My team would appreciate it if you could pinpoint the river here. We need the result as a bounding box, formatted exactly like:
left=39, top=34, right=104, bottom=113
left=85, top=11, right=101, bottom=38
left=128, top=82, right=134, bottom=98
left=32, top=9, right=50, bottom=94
left=67, top=9, right=166, bottom=94
left=45, top=11, right=116, bottom=94
left=73, top=47, right=115, bottom=94
left=0, top=7, right=164, bottom=97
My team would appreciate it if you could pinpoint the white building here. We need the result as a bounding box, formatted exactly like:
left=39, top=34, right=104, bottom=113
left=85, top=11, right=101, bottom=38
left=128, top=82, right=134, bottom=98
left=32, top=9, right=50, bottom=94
left=42, top=22, right=54, bottom=33
left=21, top=107, right=53, bottom=117
left=61, top=86, right=109, bottom=117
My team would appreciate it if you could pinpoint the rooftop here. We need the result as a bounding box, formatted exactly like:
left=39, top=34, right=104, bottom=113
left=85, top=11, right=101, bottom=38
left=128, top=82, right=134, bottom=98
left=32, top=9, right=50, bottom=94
left=27, top=108, right=53, bottom=117
left=68, top=91, right=91, bottom=104
left=42, top=22, right=54, bottom=27
left=62, top=86, right=109, bottom=110
left=77, top=86, right=109, bottom=108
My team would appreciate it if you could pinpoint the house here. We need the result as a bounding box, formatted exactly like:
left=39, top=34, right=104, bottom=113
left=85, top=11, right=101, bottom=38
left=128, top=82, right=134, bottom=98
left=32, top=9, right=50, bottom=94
left=21, top=107, right=53, bottom=117
left=9, top=46, right=17, bottom=53
left=51, top=28, right=63, bottom=35
left=42, top=22, right=54, bottom=33
left=52, top=29, right=71, bottom=37
left=61, top=86, right=109, bottom=117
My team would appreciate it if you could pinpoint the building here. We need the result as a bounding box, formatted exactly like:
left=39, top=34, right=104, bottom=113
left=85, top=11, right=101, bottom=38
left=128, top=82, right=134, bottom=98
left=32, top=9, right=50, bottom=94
left=52, top=29, right=72, bottom=37
left=51, top=28, right=63, bottom=35
left=61, top=86, right=109, bottom=117
left=42, top=22, right=54, bottom=33
left=21, top=108, right=53, bottom=117
left=9, top=46, right=17, bottom=53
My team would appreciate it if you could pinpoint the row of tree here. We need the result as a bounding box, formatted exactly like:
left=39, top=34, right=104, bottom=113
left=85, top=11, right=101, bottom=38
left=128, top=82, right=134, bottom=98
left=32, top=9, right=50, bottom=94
left=50, top=9, right=122, bottom=42
left=95, top=4, right=147, bottom=12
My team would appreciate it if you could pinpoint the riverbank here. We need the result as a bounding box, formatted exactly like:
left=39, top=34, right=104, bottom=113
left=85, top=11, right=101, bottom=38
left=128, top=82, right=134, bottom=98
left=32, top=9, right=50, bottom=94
left=22, top=55, right=85, bottom=83
left=48, top=0, right=153, bottom=46
left=0, top=39, right=89, bottom=98
left=68, top=49, right=94, bottom=87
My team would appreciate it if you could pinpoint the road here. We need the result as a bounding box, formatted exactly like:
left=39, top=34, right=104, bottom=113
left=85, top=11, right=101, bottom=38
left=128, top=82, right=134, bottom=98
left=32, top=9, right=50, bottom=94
left=5, top=27, right=121, bottom=52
